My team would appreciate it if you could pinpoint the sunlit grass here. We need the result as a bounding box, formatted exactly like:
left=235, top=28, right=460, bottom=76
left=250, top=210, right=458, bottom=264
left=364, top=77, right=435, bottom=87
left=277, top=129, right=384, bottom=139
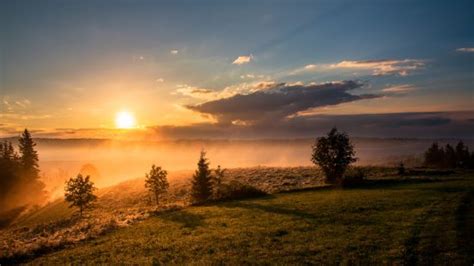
left=29, top=175, right=474, bottom=264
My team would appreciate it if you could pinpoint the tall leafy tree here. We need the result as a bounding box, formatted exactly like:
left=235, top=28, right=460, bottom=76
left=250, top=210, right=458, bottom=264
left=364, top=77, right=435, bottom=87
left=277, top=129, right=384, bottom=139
left=64, top=174, right=97, bottom=217
left=145, top=165, right=169, bottom=206
left=311, top=128, right=357, bottom=184
left=191, top=151, right=213, bottom=203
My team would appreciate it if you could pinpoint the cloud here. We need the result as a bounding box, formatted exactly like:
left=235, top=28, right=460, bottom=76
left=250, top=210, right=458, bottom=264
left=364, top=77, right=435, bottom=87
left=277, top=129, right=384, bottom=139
left=232, top=55, right=253, bottom=65
left=156, top=78, right=165, bottom=82
left=382, top=84, right=417, bottom=93
left=174, top=85, right=216, bottom=100
left=456, top=47, right=474, bottom=53
left=290, top=59, right=425, bottom=76
left=187, top=80, right=380, bottom=124
left=150, top=111, right=474, bottom=139
left=170, top=49, right=179, bottom=55
left=329, top=59, right=425, bottom=76
left=174, top=80, right=278, bottom=101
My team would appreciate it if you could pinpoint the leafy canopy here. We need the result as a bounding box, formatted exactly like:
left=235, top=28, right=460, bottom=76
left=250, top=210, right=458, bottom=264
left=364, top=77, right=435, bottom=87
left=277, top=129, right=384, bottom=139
left=311, top=127, right=356, bottom=184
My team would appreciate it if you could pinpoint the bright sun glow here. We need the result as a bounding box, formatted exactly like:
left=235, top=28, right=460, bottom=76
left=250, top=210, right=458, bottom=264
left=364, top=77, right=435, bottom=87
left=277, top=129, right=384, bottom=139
left=115, top=111, right=136, bottom=129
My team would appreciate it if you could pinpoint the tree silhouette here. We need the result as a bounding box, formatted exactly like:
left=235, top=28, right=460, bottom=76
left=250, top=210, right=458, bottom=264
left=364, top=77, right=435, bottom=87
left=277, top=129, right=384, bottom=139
left=455, top=141, right=470, bottom=168
left=145, top=165, right=169, bottom=206
left=18, top=129, right=39, bottom=178
left=191, top=151, right=213, bottom=204
left=64, top=174, right=97, bottom=217
left=212, top=165, right=226, bottom=198
left=311, top=127, right=356, bottom=184
left=424, top=142, right=445, bottom=168
left=18, top=129, right=45, bottom=204
left=0, top=141, right=20, bottom=208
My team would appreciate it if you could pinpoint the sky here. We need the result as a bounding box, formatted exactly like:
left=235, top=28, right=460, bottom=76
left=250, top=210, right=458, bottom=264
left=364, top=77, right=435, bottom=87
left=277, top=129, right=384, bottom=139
left=1, top=0, right=473, bottom=139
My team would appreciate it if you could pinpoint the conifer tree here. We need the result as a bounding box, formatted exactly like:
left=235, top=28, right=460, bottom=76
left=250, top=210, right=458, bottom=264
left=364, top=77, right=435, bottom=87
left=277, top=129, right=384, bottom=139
left=18, top=129, right=40, bottom=178
left=191, top=151, right=213, bottom=203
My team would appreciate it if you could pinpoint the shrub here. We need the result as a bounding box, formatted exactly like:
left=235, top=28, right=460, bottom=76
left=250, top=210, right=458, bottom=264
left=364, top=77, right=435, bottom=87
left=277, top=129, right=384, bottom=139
left=311, top=127, right=357, bottom=184
left=214, top=181, right=267, bottom=201
left=397, top=162, right=406, bottom=176
left=342, top=167, right=366, bottom=186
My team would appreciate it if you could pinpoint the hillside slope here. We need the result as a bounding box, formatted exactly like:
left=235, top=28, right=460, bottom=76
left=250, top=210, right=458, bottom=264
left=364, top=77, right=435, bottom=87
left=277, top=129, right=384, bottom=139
left=28, top=175, right=474, bottom=264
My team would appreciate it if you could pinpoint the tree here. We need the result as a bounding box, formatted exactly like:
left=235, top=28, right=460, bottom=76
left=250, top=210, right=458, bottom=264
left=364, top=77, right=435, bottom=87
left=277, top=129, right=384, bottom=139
left=0, top=141, right=20, bottom=208
left=424, top=142, right=445, bottom=168
left=64, top=174, right=97, bottom=217
left=455, top=141, right=470, bottom=168
left=443, top=144, right=457, bottom=168
left=18, top=129, right=40, bottom=178
left=397, top=161, right=406, bottom=176
left=212, top=165, right=226, bottom=198
left=18, top=129, right=45, bottom=204
left=145, top=165, right=169, bottom=206
left=191, top=151, right=213, bottom=203
left=311, top=128, right=357, bottom=184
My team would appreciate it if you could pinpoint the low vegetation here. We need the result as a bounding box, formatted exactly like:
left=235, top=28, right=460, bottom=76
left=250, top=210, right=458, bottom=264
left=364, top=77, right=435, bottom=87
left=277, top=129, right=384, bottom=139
left=23, top=175, right=474, bottom=264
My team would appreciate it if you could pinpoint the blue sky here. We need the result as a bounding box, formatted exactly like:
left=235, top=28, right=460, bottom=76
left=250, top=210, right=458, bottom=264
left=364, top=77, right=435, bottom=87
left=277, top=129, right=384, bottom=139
left=1, top=0, right=473, bottom=138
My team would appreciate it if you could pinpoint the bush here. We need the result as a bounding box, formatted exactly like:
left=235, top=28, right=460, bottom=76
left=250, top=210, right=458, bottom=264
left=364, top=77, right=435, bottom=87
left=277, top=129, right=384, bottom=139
left=311, top=128, right=357, bottom=184
left=397, top=162, right=406, bottom=176
left=214, top=181, right=267, bottom=201
left=342, top=167, right=366, bottom=186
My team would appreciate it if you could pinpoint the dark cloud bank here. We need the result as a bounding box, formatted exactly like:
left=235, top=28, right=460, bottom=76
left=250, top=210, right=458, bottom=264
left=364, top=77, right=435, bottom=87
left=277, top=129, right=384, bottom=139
left=153, top=111, right=474, bottom=139
left=156, top=81, right=474, bottom=139
left=187, top=81, right=378, bottom=124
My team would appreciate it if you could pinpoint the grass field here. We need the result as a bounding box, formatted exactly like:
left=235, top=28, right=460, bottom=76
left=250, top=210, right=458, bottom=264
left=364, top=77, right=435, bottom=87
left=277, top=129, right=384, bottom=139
left=25, top=173, right=474, bottom=265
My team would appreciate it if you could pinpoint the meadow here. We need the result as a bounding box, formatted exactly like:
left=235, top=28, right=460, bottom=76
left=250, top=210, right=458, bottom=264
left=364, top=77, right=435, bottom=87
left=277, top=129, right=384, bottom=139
left=1, top=167, right=473, bottom=264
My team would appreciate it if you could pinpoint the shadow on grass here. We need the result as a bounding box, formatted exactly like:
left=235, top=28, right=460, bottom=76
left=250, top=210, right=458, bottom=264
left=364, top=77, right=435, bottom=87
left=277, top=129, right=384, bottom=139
left=224, top=201, right=319, bottom=221
left=0, top=205, right=27, bottom=229
left=159, top=210, right=205, bottom=228
left=455, top=190, right=474, bottom=263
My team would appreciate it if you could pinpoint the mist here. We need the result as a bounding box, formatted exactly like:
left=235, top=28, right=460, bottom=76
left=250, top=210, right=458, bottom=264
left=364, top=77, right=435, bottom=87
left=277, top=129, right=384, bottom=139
left=15, top=138, right=467, bottom=200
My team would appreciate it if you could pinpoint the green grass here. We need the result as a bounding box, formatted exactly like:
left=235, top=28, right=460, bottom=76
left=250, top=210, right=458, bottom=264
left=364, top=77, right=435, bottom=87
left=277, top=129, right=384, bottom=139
left=29, top=175, right=474, bottom=265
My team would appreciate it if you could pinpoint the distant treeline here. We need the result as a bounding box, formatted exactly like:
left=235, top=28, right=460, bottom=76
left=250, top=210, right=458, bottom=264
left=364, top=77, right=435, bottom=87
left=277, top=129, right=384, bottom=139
left=424, top=141, right=474, bottom=169
left=0, top=129, right=45, bottom=211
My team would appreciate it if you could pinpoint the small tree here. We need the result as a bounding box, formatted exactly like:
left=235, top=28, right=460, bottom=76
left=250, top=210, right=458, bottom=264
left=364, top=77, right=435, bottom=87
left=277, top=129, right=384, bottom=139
left=145, top=165, right=169, bottom=206
left=311, top=127, right=356, bottom=184
left=443, top=144, right=457, bottom=168
left=191, top=151, right=213, bottom=204
left=397, top=161, right=406, bottom=176
left=424, top=142, right=444, bottom=168
left=212, top=165, right=226, bottom=198
left=64, top=174, right=97, bottom=217
left=455, top=141, right=470, bottom=168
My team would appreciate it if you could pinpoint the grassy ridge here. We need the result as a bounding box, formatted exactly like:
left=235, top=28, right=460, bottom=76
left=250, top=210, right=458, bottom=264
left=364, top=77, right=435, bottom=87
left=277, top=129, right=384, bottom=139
left=30, top=176, right=474, bottom=264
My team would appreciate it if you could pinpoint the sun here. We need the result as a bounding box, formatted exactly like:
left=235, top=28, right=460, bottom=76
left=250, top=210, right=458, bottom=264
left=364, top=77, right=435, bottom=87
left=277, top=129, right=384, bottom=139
left=115, top=111, right=136, bottom=129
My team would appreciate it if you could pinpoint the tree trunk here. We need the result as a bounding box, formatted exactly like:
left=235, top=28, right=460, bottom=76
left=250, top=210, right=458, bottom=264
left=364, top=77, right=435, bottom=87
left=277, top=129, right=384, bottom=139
left=155, top=192, right=159, bottom=206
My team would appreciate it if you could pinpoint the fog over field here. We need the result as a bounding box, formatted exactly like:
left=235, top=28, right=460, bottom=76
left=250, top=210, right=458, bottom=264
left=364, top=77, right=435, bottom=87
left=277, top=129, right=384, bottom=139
left=0, top=138, right=464, bottom=199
